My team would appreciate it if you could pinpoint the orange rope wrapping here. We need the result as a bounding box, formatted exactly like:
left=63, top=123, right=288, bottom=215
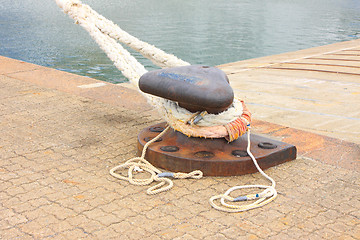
left=224, top=100, right=251, bottom=142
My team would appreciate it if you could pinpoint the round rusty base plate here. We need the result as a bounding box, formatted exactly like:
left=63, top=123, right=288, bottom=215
left=137, top=122, right=297, bottom=176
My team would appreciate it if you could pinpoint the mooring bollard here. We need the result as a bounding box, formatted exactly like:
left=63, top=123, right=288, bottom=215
left=137, top=65, right=296, bottom=176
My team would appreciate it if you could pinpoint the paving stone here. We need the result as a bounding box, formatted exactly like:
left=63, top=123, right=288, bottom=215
left=0, top=219, right=13, bottom=231
left=5, top=214, right=28, bottom=226
left=173, top=233, right=198, bottom=240
left=96, top=213, right=121, bottom=226
left=0, top=65, right=359, bottom=240
left=312, top=227, right=342, bottom=239
left=124, top=226, right=150, bottom=240
left=60, top=228, right=92, bottom=239
left=110, top=220, right=132, bottom=234
left=0, top=227, right=32, bottom=239
left=79, top=220, right=104, bottom=234
left=48, top=220, right=74, bottom=233
left=221, top=226, right=247, bottom=239
left=0, top=208, right=16, bottom=219
left=267, top=232, right=291, bottom=240
left=19, top=220, right=45, bottom=236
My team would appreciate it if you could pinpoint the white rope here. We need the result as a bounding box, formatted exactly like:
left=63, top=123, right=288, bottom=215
left=55, top=0, right=146, bottom=86
left=55, top=0, right=189, bottom=78
left=109, top=126, right=202, bottom=194
left=55, top=0, right=243, bottom=128
left=209, top=125, right=277, bottom=212
left=160, top=98, right=243, bottom=127
left=89, top=9, right=190, bottom=68
left=56, top=0, right=278, bottom=212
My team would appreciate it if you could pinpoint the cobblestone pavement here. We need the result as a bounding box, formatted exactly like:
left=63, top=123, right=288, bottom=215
left=1, top=72, right=360, bottom=239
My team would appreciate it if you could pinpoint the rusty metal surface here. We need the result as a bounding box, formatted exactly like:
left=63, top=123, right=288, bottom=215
left=137, top=122, right=297, bottom=176
left=252, top=119, right=360, bottom=171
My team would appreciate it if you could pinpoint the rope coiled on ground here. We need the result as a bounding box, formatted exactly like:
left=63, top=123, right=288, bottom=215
left=109, top=126, right=202, bottom=194
left=209, top=126, right=277, bottom=212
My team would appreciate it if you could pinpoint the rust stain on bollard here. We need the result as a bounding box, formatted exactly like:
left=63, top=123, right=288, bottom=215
left=137, top=122, right=297, bottom=176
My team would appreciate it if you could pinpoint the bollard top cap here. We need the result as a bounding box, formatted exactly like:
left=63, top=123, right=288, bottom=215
left=139, top=65, right=234, bottom=114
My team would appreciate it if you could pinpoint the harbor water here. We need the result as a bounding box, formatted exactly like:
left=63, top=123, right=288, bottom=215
left=1, top=0, right=359, bottom=83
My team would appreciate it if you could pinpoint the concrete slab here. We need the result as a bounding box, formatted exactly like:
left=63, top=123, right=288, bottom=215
left=0, top=56, right=40, bottom=74
left=219, top=39, right=360, bottom=144
left=1, top=57, right=152, bottom=113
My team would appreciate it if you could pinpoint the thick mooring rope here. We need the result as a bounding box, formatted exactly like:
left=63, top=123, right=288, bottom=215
left=55, top=0, right=245, bottom=140
left=56, top=0, right=278, bottom=212
left=55, top=0, right=147, bottom=85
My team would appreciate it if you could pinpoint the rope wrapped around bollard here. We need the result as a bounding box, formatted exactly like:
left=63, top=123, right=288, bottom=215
left=56, top=0, right=278, bottom=213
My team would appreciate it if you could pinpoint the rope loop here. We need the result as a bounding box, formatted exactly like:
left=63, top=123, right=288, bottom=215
left=173, top=170, right=203, bottom=179
left=209, top=185, right=277, bottom=212
left=109, top=126, right=204, bottom=195
left=147, top=177, right=173, bottom=195
left=208, top=126, right=277, bottom=212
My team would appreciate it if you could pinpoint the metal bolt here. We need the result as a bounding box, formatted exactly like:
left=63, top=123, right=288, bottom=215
left=258, top=142, right=277, bottom=149
left=194, top=151, right=214, bottom=158
left=231, top=150, right=248, bottom=157
left=144, top=137, right=162, bottom=142
left=149, top=126, right=164, bottom=132
left=160, top=146, right=179, bottom=152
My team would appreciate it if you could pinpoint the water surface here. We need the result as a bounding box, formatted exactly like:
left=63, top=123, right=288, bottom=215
left=1, top=0, right=359, bottom=83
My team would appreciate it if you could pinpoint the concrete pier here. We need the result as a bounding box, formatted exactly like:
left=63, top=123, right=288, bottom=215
left=219, top=39, right=360, bottom=144
left=1, top=40, right=359, bottom=239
